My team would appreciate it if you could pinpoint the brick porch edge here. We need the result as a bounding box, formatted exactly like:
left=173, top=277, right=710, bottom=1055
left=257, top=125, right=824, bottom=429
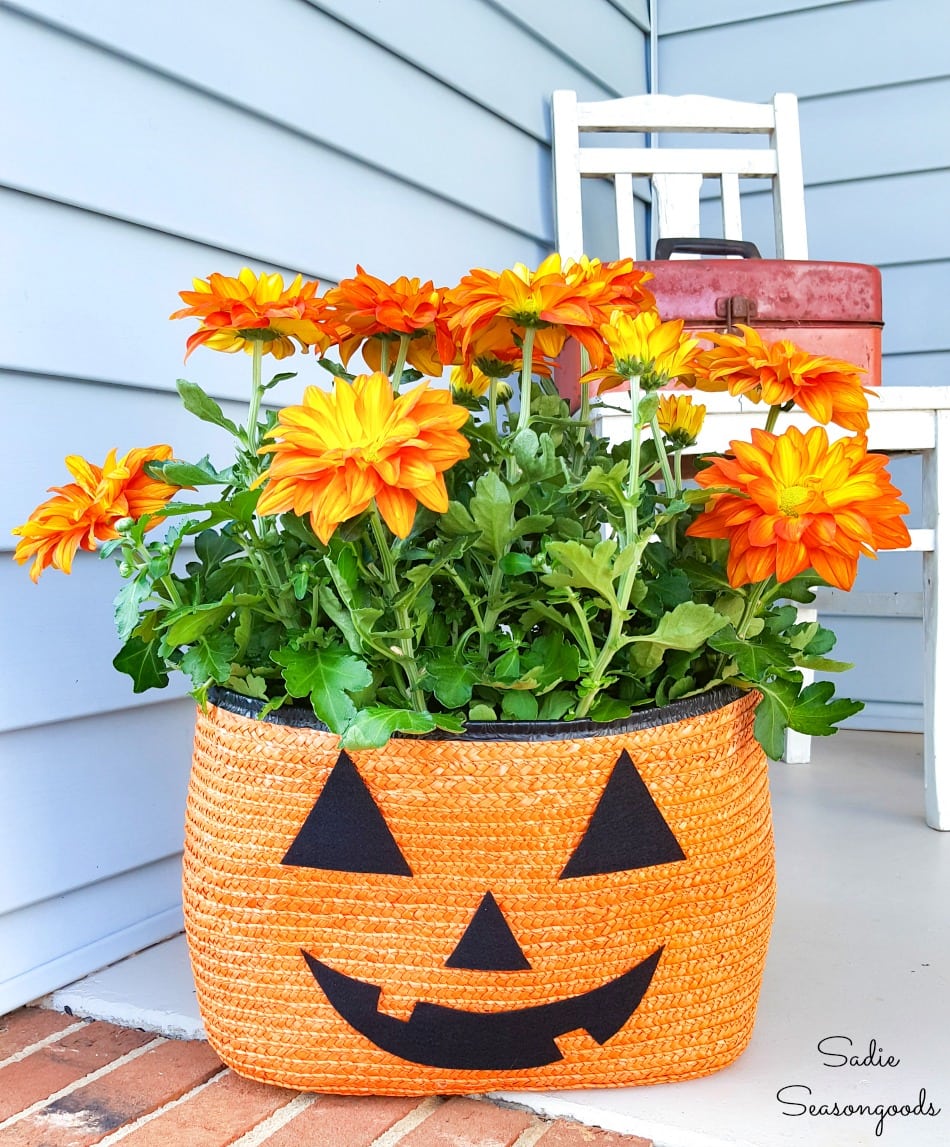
left=0, top=1008, right=652, bottom=1147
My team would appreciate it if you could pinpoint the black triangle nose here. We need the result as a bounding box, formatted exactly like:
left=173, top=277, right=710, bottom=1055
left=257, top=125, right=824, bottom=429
left=445, top=892, right=532, bottom=971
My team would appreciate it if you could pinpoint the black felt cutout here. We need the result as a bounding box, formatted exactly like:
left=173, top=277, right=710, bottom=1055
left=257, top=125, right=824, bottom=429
left=560, top=749, right=686, bottom=879
left=445, top=892, right=532, bottom=971
left=281, top=751, right=412, bottom=876
left=302, top=946, right=662, bottom=1070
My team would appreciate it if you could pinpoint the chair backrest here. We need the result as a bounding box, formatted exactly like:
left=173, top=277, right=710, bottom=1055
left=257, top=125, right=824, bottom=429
left=551, top=91, right=808, bottom=261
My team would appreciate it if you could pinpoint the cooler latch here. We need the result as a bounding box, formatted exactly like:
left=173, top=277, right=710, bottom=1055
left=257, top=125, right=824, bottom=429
left=716, top=294, right=758, bottom=332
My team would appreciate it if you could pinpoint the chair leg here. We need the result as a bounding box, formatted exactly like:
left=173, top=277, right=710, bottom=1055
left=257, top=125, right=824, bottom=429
left=923, top=420, right=950, bottom=829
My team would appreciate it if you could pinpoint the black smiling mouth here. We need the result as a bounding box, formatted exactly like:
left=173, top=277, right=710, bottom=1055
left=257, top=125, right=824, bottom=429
left=302, top=946, right=663, bottom=1071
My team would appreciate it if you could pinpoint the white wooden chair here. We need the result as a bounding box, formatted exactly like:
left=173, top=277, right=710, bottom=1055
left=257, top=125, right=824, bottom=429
left=551, top=90, right=949, bottom=829
left=551, top=90, right=808, bottom=261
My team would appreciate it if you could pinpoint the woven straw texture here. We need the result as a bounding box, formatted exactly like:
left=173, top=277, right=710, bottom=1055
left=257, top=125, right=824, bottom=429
left=183, top=690, right=775, bottom=1094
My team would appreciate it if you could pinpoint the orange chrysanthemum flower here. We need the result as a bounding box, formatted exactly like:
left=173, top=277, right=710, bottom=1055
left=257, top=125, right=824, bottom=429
left=323, top=267, right=449, bottom=375
left=693, top=324, right=872, bottom=432
left=171, top=268, right=331, bottom=361
left=686, top=425, right=911, bottom=590
left=565, top=255, right=655, bottom=321
left=584, top=309, right=702, bottom=393
left=255, top=373, right=470, bottom=543
left=443, top=254, right=603, bottom=365
left=13, top=446, right=177, bottom=582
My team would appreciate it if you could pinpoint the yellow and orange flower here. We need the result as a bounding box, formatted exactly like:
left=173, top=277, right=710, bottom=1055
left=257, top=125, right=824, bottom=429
left=255, top=373, right=470, bottom=543
left=656, top=393, right=706, bottom=448
left=685, top=425, right=911, bottom=590
left=13, top=446, right=177, bottom=582
left=565, top=255, right=655, bottom=319
left=442, top=254, right=598, bottom=364
left=693, top=324, right=872, bottom=432
left=171, top=268, right=331, bottom=360
left=584, top=309, right=702, bottom=393
left=322, top=267, right=449, bottom=375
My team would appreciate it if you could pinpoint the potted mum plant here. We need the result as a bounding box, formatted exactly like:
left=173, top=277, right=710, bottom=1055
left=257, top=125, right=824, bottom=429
left=14, top=258, right=910, bottom=1094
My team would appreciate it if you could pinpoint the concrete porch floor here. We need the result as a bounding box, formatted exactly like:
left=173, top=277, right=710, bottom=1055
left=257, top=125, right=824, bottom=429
left=35, top=731, right=950, bottom=1146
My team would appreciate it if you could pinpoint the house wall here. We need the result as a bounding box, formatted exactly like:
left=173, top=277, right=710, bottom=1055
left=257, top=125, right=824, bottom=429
left=658, top=0, right=949, bottom=731
left=0, top=0, right=650, bottom=1011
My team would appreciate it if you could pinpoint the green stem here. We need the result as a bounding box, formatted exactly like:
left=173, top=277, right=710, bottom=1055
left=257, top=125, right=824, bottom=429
left=565, top=587, right=598, bottom=666
left=488, top=378, right=499, bottom=432
left=625, top=373, right=643, bottom=533
left=478, top=561, right=506, bottom=660
left=391, top=334, right=410, bottom=389
left=240, top=528, right=293, bottom=624
left=674, top=449, right=684, bottom=494
left=447, top=569, right=486, bottom=632
left=765, top=403, right=782, bottom=433
left=713, top=579, right=772, bottom=678
left=246, top=341, right=264, bottom=456
left=379, top=339, right=390, bottom=377
left=649, top=414, right=677, bottom=495
left=515, top=327, right=537, bottom=434
left=369, top=512, right=426, bottom=710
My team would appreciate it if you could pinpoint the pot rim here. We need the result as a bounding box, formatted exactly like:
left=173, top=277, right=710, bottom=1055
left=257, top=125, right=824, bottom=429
left=206, top=684, right=748, bottom=742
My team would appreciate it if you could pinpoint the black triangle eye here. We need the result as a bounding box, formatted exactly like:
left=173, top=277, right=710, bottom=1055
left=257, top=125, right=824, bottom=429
left=559, top=750, right=685, bottom=879
left=282, top=751, right=412, bottom=876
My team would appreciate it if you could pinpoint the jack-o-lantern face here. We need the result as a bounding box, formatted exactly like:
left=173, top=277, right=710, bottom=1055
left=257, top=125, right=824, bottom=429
left=281, top=748, right=685, bottom=1071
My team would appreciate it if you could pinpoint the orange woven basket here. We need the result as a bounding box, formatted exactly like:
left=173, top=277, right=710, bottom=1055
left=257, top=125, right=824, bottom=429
left=183, top=686, right=775, bottom=1094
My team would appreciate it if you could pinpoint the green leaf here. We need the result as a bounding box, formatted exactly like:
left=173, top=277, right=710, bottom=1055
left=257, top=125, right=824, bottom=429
left=501, top=691, right=539, bottom=720
left=469, top=703, right=497, bottom=721
left=161, top=597, right=236, bottom=646
left=228, top=488, right=260, bottom=523
left=579, top=461, right=628, bottom=500
left=491, top=648, right=521, bottom=682
left=512, top=429, right=558, bottom=480
left=589, top=696, right=633, bottom=722
left=511, top=514, right=555, bottom=541
left=629, top=603, right=730, bottom=674
left=788, top=680, right=864, bottom=735
left=176, top=379, right=239, bottom=435
left=424, top=654, right=479, bottom=708
left=114, top=575, right=152, bottom=642
left=226, top=671, right=269, bottom=700
left=774, top=575, right=819, bottom=604
left=319, top=586, right=364, bottom=654
left=796, top=655, right=854, bottom=673
left=341, top=706, right=437, bottom=749
left=441, top=501, right=478, bottom=536
left=523, top=631, right=581, bottom=692
left=272, top=646, right=373, bottom=733
left=433, top=713, right=465, bottom=734
left=148, top=456, right=232, bottom=487
left=677, top=557, right=734, bottom=594
left=113, top=635, right=169, bottom=692
left=543, top=538, right=622, bottom=606
left=499, top=552, right=534, bottom=575
left=538, top=690, right=575, bottom=720
left=752, top=677, right=863, bottom=759
left=181, top=632, right=237, bottom=689
left=316, top=357, right=356, bottom=381
left=262, top=370, right=297, bottom=392
left=469, top=470, right=515, bottom=559
left=194, top=529, right=241, bottom=567
left=751, top=681, right=795, bottom=760
left=707, top=624, right=795, bottom=681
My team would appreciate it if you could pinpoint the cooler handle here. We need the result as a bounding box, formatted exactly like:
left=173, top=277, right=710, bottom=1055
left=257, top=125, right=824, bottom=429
left=653, top=237, right=761, bottom=260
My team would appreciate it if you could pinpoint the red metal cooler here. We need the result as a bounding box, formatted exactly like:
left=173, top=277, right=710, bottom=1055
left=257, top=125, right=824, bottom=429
left=555, top=238, right=883, bottom=407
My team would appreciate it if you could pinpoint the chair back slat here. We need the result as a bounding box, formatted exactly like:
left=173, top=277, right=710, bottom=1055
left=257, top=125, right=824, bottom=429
left=552, top=90, right=808, bottom=260
left=613, top=173, right=637, bottom=259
